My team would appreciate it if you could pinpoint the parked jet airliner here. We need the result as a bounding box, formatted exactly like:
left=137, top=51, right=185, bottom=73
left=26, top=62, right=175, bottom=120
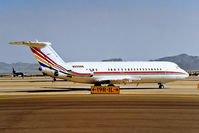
left=9, top=41, right=189, bottom=88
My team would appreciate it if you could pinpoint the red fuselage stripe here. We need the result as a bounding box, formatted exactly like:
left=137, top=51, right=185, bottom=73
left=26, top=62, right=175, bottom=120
left=94, top=71, right=185, bottom=75
left=31, top=48, right=183, bottom=76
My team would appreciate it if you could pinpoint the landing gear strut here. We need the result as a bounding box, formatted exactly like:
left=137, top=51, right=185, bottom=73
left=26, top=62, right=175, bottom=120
left=158, top=83, right=165, bottom=89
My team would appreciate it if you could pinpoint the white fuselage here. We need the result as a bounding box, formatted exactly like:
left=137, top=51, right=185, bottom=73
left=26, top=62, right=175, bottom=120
left=47, top=61, right=189, bottom=84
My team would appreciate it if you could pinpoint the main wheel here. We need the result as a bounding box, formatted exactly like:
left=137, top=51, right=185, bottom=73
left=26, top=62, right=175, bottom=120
left=159, top=85, right=164, bottom=89
left=158, top=83, right=165, bottom=89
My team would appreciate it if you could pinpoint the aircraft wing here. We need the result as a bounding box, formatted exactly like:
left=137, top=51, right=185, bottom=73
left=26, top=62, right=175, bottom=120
left=94, top=75, right=141, bottom=83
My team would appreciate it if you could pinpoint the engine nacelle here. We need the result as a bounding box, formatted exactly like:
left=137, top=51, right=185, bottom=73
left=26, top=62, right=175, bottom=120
left=40, top=67, right=58, bottom=77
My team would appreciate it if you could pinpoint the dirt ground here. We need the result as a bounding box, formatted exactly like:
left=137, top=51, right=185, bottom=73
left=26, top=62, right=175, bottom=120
left=0, top=76, right=199, bottom=133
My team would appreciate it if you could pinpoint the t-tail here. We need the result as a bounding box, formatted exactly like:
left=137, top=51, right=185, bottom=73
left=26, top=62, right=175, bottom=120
left=9, top=41, right=68, bottom=78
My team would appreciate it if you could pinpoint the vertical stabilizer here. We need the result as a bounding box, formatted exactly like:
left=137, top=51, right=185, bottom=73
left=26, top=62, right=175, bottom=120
left=9, top=41, right=67, bottom=72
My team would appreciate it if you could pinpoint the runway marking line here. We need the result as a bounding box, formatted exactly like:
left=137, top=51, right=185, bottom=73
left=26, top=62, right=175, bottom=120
left=1, top=94, right=199, bottom=100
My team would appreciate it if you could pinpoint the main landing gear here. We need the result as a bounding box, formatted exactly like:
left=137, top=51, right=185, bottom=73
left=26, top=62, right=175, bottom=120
left=94, top=83, right=115, bottom=87
left=94, top=83, right=101, bottom=86
left=158, top=83, right=165, bottom=89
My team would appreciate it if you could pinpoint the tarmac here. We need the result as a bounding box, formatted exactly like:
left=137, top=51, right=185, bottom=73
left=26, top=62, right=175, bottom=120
left=1, top=76, right=199, bottom=133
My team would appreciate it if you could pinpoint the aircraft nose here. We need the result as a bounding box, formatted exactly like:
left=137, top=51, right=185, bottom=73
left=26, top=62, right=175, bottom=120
left=183, top=70, right=189, bottom=78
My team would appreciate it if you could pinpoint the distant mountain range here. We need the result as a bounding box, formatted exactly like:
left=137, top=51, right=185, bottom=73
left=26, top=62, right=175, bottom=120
left=152, top=54, right=199, bottom=70
left=102, top=58, right=123, bottom=62
left=0, top=62, right=40, bottom=74
left=0, top=54, right=198, bottom=74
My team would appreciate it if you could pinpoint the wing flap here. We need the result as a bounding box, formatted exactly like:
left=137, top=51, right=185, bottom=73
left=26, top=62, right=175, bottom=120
left=95, top=75, right=141, bottom=83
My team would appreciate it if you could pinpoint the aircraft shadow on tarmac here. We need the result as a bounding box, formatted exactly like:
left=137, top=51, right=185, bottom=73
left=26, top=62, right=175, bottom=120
left=6, top=87, right=160, bottom=93
left=28, top=80, right=66, bottom=83
left=13, top=87, right=90, bottom=93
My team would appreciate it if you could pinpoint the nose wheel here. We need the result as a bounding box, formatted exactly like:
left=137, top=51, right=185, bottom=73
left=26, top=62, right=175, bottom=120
left=158, top=83, right=165, bottom=89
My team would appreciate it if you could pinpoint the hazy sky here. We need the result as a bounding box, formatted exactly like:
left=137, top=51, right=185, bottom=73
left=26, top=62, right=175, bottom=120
left=1, top=0, right=199, bottom=63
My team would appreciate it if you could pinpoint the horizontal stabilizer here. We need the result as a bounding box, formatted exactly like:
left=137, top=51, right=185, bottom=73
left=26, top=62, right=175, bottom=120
left=9, top=41, right=51, bottom=48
